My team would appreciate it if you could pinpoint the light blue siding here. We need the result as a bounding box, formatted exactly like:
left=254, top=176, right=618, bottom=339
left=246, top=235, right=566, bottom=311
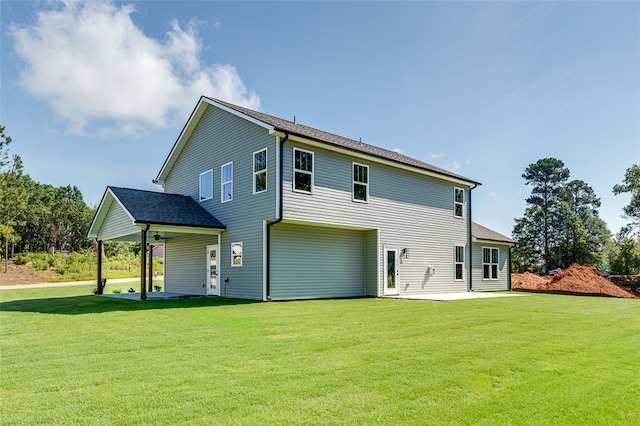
left=472, top=242, right=510, bottom=291
left=162, top=105, right=278, bottom=300
left=281, top=142, right=472, bottom=295
left=97, top=199, right=136, bottom=240
left=270, top=223, right=370, bottom=300
left=164, top=234, right=215, bottom=295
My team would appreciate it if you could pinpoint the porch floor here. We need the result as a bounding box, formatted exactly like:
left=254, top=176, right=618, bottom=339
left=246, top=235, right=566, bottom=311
left=96, top=292, right=204, bottom=300
left=384, top=291, right=526, bottom=301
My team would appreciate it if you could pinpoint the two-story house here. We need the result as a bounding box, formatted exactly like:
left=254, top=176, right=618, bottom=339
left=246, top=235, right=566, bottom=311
left=88, top=96, right=515, bottom=300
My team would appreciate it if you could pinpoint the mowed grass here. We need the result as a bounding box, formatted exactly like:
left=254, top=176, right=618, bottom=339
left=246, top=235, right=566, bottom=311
left=1, top=287, right=639, bottom=425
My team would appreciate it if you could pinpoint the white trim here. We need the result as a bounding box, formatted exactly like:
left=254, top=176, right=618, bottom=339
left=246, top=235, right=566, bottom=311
left=253, top=147, right=268, bottom=194
left=352, top=162, right=369, bottom=203
left=454, top=245, right=465, bottom=281
left=275, top=136, right=281, bottom=218
left=482, top=246, right=499, bottom=280
left=454, top=187, right=464, bottom=218
left=199, top=169, right=213, bottom=201
left=279, top=133, right=477, bottom=188
left=383, top=246, right=399, bottom=296
left=206, top=244, right=220, bottom=296
left=231, top=241, right=243, bottom=267
left=221, top=161, right=233, bottom=203
left=292, top=147, right=314, bottom=194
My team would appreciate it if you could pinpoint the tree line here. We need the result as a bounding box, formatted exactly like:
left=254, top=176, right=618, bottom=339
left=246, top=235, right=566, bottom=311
left=0, top=126, right=94, bottom=271
left=512, top=158, right=640, bottom=274
left=1, top=125, right=639, bottom=275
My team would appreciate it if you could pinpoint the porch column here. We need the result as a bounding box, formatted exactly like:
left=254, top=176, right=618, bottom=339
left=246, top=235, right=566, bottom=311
left=148, top=243, right=153, bottom=293
left=96, top=240, right=103, bottom=294
left=140, top=226, right=148, bottom=300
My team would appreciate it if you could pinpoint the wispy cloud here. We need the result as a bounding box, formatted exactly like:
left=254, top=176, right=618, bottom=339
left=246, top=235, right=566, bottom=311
left=392, top=148, right=404, bottom=154
left=9, top=0, right=259, bottom=136
left=430, top=152, right=446, bottom=159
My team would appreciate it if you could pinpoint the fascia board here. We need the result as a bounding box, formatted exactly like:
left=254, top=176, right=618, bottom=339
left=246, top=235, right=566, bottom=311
left=155, top=97, right=275, bottom=185
left=87, top=188, right=136, bottom=239
left=279, top=132, right=478, bottom=189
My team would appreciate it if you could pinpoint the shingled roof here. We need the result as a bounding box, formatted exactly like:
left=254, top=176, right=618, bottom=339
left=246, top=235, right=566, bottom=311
left=206, top=97, right=479, bottom=185
left=471, top=222, right=516, bottom=244
left=109, top=187, right=225, bottom=229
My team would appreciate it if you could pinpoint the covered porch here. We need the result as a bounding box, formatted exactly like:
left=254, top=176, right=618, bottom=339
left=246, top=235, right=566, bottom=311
left=87, top=187, right=225, bottom=300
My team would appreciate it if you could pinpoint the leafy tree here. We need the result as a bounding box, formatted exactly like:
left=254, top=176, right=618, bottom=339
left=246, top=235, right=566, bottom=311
left=613, top=164, right=640, bottom=236
left=606, top=232, right=640, bottom=275
left=0, top=126, right=29, bottom=272
left=513, top=158, right=610, bottom=272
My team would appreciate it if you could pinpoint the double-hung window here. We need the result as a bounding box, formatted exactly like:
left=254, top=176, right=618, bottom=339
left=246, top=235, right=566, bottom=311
left=231, top=242, right=243, bottom=267
left=455, top=245, right=464, bottom=281
left=482, top=247, right=499, bottom=280
left=253, top=148, right=267, bottom=194
left=454, top=187, right=464, bottom=218
left=293, top=148, right=313, bottom=193
left=221, top=162, right=233, bottom=202
left=199, top=170, right=213, bottom=201
left=353, top=163, right=369, bottom=202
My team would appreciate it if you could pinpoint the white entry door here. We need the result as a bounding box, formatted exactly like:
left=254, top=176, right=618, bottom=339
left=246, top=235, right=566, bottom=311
left=207, top=245, right=219, bottom=296
left=383, top=248, right=399, bottom=296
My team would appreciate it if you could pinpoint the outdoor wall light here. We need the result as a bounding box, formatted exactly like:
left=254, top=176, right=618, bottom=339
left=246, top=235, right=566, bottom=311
left=153, top=232, right=161, bottom=241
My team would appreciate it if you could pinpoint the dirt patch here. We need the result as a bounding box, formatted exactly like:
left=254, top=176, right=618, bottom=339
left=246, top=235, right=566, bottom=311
left=512, top=264, right=637, bottom=299
left=0, top=262, right=60, bottom=286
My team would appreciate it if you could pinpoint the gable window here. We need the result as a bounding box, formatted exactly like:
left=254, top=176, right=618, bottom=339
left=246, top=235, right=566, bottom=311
left=454, top=187, right=464, bottom=217
left=231, top=242, right=243, bottom=267
left=455, top=245, right=464, bottom=281
left=221, top=162, right=233, bottom=202
left=353, top=163, right=369, bottom=202
left=293, top=148, right=313, bottom=193
left=253, top=148, right=267, bottom=194
left=199, top=170, right=213, bottom=201
left=483, top=247, right=499, bottom=280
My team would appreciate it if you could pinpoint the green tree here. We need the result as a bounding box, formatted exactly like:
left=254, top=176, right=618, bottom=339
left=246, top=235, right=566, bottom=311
left=513, top=158, right=611, bottom=272
left=0, top=127, right=29, bottom=272
left=517, top=158, right=570, bottom=273
left=607, top=232, right=640, bottom=275
left=613, top=164, right=640, bottom=236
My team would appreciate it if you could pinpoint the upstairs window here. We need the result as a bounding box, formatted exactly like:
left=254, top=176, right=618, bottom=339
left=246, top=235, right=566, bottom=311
left=253, top=148, right=267, bottom=194
left=221, top=162, right=233, bottom=202
left=199, top=170, right=213, bottom=201
left=293, top=148, right=313, bottom=193
left=353, top=163, right=369, bottom=202
left=454, top=187, right=464, bottom=217
left=455, top=245, right=464, bottom=280
left=483, top=247, right=499, bottom=280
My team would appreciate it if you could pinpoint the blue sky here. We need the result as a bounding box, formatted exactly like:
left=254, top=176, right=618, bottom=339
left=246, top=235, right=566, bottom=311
left=1, top=1, right=639, bottom=238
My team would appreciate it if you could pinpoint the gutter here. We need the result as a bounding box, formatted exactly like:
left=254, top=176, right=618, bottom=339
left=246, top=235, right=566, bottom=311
left=468, top=183, right=479, bottom=292
left=265, top=132, right=289, bottom=300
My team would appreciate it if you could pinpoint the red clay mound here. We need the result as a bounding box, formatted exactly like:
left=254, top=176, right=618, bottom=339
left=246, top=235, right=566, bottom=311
left=511, top=271, right=551, bottom=290
left=512, top=264, right=636, bottom=299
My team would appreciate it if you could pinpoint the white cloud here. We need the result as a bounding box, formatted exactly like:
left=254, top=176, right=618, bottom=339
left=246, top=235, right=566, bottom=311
left=9, top=0, right=259, bottom=136
left=430, top=152, right=446, bottom=159
left=392, top=148, right=404, bottom=154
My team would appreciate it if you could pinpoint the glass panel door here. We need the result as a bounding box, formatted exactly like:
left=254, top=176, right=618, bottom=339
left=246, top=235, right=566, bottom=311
left=384, top=248, right=399, bottom=295
left=207, top=245, right=219, bottom=296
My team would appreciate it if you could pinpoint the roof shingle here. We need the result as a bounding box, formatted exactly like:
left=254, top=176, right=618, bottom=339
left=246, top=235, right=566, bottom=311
left=109, top=187, right=225, bottom=229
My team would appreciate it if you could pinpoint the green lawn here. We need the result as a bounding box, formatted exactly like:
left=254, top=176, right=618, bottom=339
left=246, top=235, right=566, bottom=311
left=1, top=287, right=638, bottom=425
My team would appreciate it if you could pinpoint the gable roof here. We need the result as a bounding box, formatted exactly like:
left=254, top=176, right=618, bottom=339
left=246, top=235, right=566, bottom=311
left=88, top=187, right=225, bottom=240
left=471, top=222, right=517, bottom=245
left=155, top=96, right=480, bottom=187
left=107, top=187, right=225, bottom=228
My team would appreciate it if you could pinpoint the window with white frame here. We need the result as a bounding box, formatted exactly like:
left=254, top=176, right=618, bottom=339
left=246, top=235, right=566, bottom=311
left=221, top=162, right=233, bottom=202
left=455, top=245, right=464, bottom=280
left=253, top=148, right=267, bottom=194
left=482, top=247, right=499, bottom=280
left=199, top=170, right=213, bottom=201
left=293, top=148, right=313, bottom=193
left=231, top=242, right=243, bottom=267
left=353, top=163, right=369, bottom=202
left=454, top=187, right=464, bottom=217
